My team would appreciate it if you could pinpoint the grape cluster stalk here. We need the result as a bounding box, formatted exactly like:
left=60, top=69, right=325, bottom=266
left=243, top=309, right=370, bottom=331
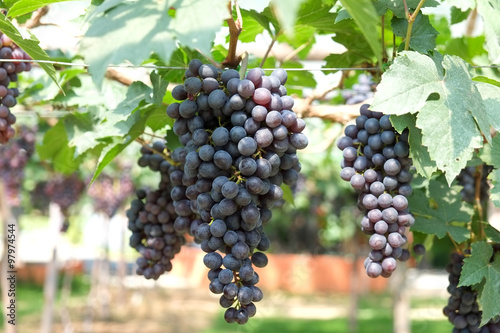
left=0, top=32, right=32, bottom=144
left=337, top=104, right=414, bottom=278
left=444, top=251, right=500, bottom=333
left=127, top=59, right=308, bottom=324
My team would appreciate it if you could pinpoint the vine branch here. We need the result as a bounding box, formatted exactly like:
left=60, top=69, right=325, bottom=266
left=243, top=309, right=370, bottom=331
left=403, top=0, right=427, bottom=51
left=222, top=1, right=243, bottom=68
left=259, top=33, right=279, bottom=68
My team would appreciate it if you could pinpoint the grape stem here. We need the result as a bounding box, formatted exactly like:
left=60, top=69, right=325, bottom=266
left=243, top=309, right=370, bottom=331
left=403, top=0, right=427, bottom=51
left=259, top=33, right=279, bottom=68
left=222, top=0, right=243, bottom=68
left=473, top=164, right=486, bottom=241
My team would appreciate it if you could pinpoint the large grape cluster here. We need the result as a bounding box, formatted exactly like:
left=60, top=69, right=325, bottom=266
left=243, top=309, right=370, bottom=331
left=164, top=59, right=307, bottom=324
left=456, top=165, right=493, bottom=204
left=0, top=125, right=36, bottom=205
left=127, top=141, right=187, bottom=280
left=0, top=32, right=32, bottom=144
left=337, top=104, right=414, bottom=278
left=443, top=251, right=500, bottom=333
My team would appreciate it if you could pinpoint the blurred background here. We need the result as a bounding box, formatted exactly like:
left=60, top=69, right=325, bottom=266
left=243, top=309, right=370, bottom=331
left=0, top=1, right=490, bottom=332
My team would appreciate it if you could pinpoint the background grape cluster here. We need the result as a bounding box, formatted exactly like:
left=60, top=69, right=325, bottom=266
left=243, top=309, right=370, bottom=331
left=341, top=74, right=376, bottom=105
left=88, top=171, right=134, bottom=218
left=0, top=125, right=36, bottom=205
left=456, top=165, right=493, bottom=203
left=126, top=59, right=308, bottom=324
left=127, top=141, right=188, bottom=280
left=443, top=251, right=500, bottom=333
left=337, top=104, right=414, bottom=278
left=0, top=32, right=32, bottom=144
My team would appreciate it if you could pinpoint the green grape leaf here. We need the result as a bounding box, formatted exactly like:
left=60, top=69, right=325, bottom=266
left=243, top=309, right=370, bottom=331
left=485, top=224, right=500, bottom=243
left=238, top=9, right=266, bottom=43
left=475, top=82, right=500, bottom=133
left=459, top=242, right=500, bottom=326
left=479, top=135, right=500, bottom=167
left=451, top=7, right=471, bottom=24
left=8, top=0, right=73, bottom=17
left=165, top=128, right=182, bottom=151
left=281, top=184, right=295, bottom=206
left=409, top=178, right=472, bottom=243
left=389, top=114, right=437, bottom=178
left=488, top=169, right=500, bottom=207
left=391, top=12, right=439, bottom=53
left=37, top=120, right=84, bottom=174
left=338, top=0, right=381, bottom=66
left=444, top=36, right=486, bottom=64
left=271, top=0, right=305, bottom=35
left=149, top=72, right=168, bottom=106
left=294, top=0, right=337, bottom=33
left=90, top=106, right=160, bottom=183
left=0, top=14, right=59, bottom=88
left=371, top=51, right=489, bottom=184
left=477, top=0, right=500, bottom=64
left=81, top=0, right=228, bottom=88
left=374, top=0, right=439, bottom=18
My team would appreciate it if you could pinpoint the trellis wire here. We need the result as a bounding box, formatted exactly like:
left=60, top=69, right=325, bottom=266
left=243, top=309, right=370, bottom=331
left=1, top=58, right=500, bottom=70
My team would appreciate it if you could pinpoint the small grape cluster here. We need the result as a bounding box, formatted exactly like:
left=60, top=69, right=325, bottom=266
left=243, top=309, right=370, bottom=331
left=337, top=104, right=414, bottom=278
left=0, top=32, right=32, bottom=144
left=164, top=59, right=307, bottom=324
left=0, top=125, right=36, bottom=205
left=443, top=251, right=500, bottom=333
left=88, top=172, right=134, bottom=218
left=456, top=165, right=493, bottom=204
left=341, top=74, right=376, bottom=105
left=127, top=141, right=187, bottom=280
left=43, top=173, right=85, bottom=212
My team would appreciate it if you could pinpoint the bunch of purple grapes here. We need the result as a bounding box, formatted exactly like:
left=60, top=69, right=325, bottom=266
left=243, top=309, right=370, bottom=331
left=43, top=173, right=85, bottom=213
left=88, top=172, right=134, bottom=218
left=341, top=74, right=376, bottom=105
left=127, top=141, right=192, bottom=280
left=0, top=125, right=36, bottom=205
left=443, top=251, right=500, bottom=333
left=337, top=104, right=414, bottom=278
left=456, top=165, right=492, bottom=204
left=0, top=32, right=32, bottom=144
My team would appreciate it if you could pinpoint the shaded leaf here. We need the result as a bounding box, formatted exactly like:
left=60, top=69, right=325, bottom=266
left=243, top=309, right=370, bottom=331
left=391, top=12, right=439, bottom=53
left=409, top=177, right=472, bottom=243
left=459, top=242, right=500, bottom=326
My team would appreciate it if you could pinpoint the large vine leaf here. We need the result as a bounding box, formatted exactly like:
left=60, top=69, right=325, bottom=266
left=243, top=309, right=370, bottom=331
left=371, top=51, right=490, bottom=184
left=459, top=242, right=500, bottom=326
left=8, top=0, right=74, bottom=17
left=409, top=178, right=473, bottom=243
left=81, top=0, right=228, bottom=88
left=391, top=12, right=439, bottom=53
left=477, top=0, right=500, bottom=64
left=0, top=14, right=58, bottom=87
left=338, top=0, right=382, bottom=66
